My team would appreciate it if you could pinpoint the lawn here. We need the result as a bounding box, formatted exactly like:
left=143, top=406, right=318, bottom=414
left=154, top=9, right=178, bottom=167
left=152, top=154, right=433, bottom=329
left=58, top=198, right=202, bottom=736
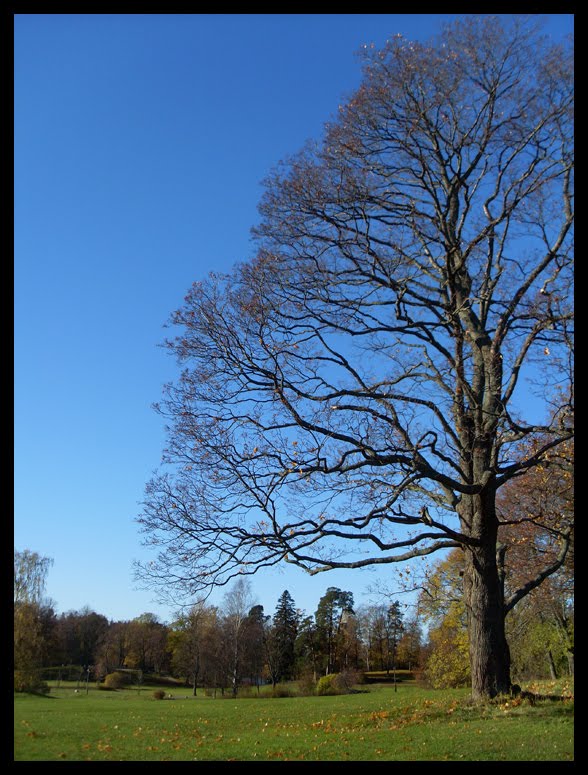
left=14, top=680, right=574, bottom=761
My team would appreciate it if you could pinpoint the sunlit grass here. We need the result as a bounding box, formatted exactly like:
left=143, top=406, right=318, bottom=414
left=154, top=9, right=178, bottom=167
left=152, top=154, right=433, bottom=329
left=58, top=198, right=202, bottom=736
left=14, top=680, right=573, bottom=761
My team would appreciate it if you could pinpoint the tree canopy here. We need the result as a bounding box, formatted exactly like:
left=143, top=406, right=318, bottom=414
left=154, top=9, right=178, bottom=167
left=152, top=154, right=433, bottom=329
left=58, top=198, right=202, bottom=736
left=137, top=16, right=573, bottom=698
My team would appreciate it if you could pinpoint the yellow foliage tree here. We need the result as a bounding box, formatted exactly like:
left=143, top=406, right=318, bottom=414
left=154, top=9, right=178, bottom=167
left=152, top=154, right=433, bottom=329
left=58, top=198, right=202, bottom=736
left=420, top=549, right=470, bottom=688
left=426, top=608, right=471, bottom=689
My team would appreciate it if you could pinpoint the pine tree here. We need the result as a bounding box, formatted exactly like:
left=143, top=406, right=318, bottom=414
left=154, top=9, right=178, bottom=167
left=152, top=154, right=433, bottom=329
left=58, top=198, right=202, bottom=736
left=271, top=590, right=299, bottom=682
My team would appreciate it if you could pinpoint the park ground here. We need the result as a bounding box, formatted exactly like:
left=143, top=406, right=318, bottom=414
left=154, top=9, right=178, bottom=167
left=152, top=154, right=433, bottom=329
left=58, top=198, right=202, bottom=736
left=14, top=677, right=573, bottom=761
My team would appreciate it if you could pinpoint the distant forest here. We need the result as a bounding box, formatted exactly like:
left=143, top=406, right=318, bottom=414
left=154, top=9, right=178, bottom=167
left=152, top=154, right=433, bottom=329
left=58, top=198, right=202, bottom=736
left=15, top=547, right=573, bottom=694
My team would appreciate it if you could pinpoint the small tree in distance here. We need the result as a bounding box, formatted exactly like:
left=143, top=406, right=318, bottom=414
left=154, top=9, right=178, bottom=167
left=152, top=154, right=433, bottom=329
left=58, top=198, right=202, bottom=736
left=137, top=16, right=573, bottom=700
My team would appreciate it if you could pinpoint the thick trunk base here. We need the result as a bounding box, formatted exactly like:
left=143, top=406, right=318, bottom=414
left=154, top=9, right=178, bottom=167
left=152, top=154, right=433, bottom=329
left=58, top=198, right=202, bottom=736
left=464, top=542, right=512, bottom=700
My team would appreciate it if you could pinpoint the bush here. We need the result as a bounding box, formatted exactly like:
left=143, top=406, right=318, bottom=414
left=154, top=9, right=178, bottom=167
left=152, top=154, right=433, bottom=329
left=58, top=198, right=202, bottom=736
left=316, top=673, right=343, bottom=696
left=103, top=672, right=127, bottom=690
left=14, top=670, right=50, bottom=695
left=152, top=689, right=166, bottom=700
left=316, top=671, right=362, bottom=696
left=337, top=670, right=363, bottom=692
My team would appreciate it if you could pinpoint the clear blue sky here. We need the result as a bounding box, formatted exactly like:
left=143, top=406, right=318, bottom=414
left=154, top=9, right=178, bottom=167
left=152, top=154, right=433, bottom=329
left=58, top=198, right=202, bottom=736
left=14, top=13, right=574, bottom=625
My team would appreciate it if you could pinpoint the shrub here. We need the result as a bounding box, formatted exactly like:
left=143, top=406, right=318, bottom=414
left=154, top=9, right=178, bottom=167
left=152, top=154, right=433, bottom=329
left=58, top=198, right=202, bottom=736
left=316, top=671, right=362, bottom=696
left=103, top=672, right=127, bottom=690
left=152, top=689, right=166, bottom=700
left=316, top=673, right=343, bottom=696
left=337, top=670, right=363, bottom=692
left=14, top=670, right=50, bottom=695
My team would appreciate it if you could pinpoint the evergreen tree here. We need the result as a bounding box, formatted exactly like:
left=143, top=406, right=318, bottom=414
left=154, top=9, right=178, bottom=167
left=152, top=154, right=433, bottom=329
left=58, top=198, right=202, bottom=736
left=271, top=590, right=299, bottom=682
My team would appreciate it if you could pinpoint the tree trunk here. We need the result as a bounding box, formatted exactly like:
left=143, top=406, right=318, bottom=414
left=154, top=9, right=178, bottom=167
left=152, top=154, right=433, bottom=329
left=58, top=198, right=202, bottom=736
left=193, top=655, right=199, bottom=696
left=231, top=655, right=238, bottom=697
left=463, top=545, right=511, bottom=698
left=461, top=488, right=512, bottom=700
left=547, top=649, right=558, bottom=680
left=567, top=649, right=574, bottom=677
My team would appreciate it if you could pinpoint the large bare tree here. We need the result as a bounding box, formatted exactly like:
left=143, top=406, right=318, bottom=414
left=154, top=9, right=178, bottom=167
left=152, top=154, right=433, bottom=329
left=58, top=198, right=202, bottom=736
left=137, top=16, right=573, bottom=699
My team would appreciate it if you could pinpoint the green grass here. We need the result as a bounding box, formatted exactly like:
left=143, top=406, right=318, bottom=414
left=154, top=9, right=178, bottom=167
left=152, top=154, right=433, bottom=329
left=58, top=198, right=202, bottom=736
left=14, top=680, right=574, bottom=761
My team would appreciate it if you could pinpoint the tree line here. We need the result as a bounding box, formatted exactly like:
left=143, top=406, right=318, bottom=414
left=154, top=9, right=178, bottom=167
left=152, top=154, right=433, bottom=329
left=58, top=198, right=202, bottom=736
left=14, top=532, right=572, bottom=695
left=14, top=555, right=418, bottom=694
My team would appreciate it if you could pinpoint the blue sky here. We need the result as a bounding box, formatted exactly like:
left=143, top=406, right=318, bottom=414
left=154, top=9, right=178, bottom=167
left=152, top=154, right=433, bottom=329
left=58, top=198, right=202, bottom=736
left=14, top=13, right=574, bottom=625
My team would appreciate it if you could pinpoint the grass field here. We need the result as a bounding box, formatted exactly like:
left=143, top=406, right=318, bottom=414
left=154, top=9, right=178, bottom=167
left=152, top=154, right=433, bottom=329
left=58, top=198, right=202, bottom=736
left=14, top=679, right=573, bottom=761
